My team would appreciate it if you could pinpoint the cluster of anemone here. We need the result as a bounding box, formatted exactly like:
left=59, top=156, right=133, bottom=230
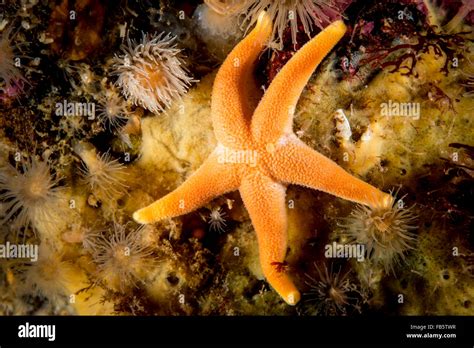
left=0, top=156, right=67, bottom=238
left=301, top=263, right=358, bottom=316
left=73, top=142, right=128, bottom=202
left=0, top=25, right=27, bottom=97
left=85, top=222, right=157, bottom=292
left=339, top=193, right=418, bottom=272
left=113, top=32, right=194, bottom=114
left=238, top=0, right=348, bottom=50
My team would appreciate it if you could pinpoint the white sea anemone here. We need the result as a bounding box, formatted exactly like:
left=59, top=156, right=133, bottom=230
left=113, top=32, right=194, bottom=114
left=0, top=157, right=67, bottom=238
left=340, top=194, right=418, bottom=272
left=73, top=142, right=128, bottom=202
left=22, top=244, right=73, bottom=301
left=239, top=0, right=347, bottom=50
left=208, top=206, right=227, bottom=233
left=96, top=89, right=130, bottom=131
left=87, top=223, right=157, bottom=292
left=61, top=222, right=99, bottom=250
left=302, top=263, right=358, bottom=316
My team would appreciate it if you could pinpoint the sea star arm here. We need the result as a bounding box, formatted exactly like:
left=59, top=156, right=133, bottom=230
left=251, top=20, right=347, bottom=144
left=211, top=11, right=272, bottom=148
left=269, top=136, right=394, bottom=209
left=239, top=172, right=301, bottom=305
left=133, top=151, right=241, bottom=224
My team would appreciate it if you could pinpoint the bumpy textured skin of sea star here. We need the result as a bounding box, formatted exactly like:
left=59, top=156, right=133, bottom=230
left=134, top=12, right=394, bottom=305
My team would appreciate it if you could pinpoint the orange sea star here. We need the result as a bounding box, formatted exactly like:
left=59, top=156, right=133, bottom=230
left=133, top=12, right=394, bottom=305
